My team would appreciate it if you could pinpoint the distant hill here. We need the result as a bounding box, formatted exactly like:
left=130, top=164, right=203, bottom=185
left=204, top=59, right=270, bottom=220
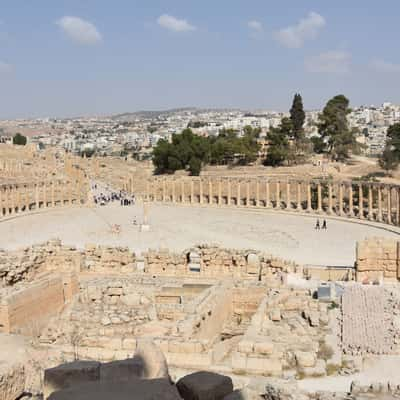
left=110, top=107, right=239, bottom=121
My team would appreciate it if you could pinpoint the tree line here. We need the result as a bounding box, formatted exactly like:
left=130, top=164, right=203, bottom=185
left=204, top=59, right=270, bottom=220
left=152, top=93, right=363, bottom=175
left=153, top=127, right=260, bottom=175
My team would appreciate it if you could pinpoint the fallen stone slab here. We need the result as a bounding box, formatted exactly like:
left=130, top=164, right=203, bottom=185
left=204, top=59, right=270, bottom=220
left=177, top=371, right=233, bottom=400
left=47, top=378, right=182, bottom=400
left=99, top=358, right=144, bottom=382
left=44, top=361, right=100, bottom=399
left=223, top=387, right=262, bottom=400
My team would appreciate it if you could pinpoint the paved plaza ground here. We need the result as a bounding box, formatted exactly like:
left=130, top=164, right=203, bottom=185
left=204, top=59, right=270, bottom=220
left=1, top=203, right=399, bottom=266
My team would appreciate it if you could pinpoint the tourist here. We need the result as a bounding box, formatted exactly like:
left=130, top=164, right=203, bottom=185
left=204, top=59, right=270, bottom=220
left=322, top=219, right=327, bottom=230
left=315, top=219, right=320, bottom=230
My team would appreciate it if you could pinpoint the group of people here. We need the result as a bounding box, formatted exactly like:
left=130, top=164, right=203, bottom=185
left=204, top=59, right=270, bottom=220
left=315, top=219, right=327, bottom=230
left=92, top=183, right=135, bottom=206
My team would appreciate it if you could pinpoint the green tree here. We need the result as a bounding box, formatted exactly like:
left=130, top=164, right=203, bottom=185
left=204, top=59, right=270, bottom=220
left=290, top=93, right=305, bottom=142
left=264, top=118, right=291, bottom=167
left=318, top=95, right=359, bottom=161
left=310, top=136, right=326, bottom=154
left=379, top=123, right=400, bottom=173
left=189, top=157, right=202, bottom=175
left=152, top=127, right=259, bottom=174
left=13, top=133, right=27, bottom=146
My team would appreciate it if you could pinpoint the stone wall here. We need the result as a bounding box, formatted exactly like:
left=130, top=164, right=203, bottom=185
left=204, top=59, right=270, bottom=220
left=144, top=244, right=297, bottom=280
left=0, top=273, right=79, bottom=334
left=0, top=240, right=299, bottom=285
left=356, top=238, right=400, bottom=282
left=231, top=287, right=336, bottom=378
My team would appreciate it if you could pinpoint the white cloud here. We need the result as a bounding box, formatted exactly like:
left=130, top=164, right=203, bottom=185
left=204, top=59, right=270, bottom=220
left=157, top=14, right=196, bottom=32
left=248, top=20, right=263, bottom=34
left=56, top=16, right=102, bottom=45
left=305, top=51, right=351, bottom=74
left=370, top=59, right=400, bottom=73
left=275, top=12, right=326, bottom=48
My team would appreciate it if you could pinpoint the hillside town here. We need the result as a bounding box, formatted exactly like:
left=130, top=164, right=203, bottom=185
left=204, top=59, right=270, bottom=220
left=0, top=102, right=399, bottom=159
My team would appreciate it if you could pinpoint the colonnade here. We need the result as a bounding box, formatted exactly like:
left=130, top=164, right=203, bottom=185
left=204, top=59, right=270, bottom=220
left=0, top=159, right=25, bottom=177
left=0, top=179, right=88, bottom=218
left=141, top=177, right=400, bottom=227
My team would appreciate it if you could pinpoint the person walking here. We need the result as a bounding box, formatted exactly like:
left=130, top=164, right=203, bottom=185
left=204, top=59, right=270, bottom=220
left=315, top=219, right=320, bottom=230
left=322, top=219, right=327, bottom=230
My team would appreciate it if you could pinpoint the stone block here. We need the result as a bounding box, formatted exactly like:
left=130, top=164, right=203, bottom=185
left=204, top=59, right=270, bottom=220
left=270, top=309, right=281, bottom=322
left=238, top=340, right=254, bottom=354
left=134, top=339, right=169, bottom=379
left=300, top=359, right=326, bottom=378
left=121, top=294, right=141, bottom=307
left=231, top=352, right=247, bottom=372
left=122, top=338, right=137, bottom=351
left=47, top=378, right=181, bottom=400
left=99, top=358, right=143, bottom=382
left=253, top=341, right=274, bottom=355
left=177, top=371, right=233, bottom=400
left=246, top=357, right=282, bottom=377
left=44, top=361, right=100, bottom=399
left=295, top=351, right=316, bottom=368
left=223, top=387, right=262, bottom=400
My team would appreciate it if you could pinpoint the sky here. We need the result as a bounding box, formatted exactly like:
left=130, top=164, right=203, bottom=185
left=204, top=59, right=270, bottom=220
left=1, top=0, right=400, bottom=119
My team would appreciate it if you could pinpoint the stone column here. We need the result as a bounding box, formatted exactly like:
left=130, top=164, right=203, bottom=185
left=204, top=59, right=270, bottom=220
left=307, top=183, right=312, bottom=212
left=358, top=184, right=363, bottom=219
left=297, top=182, right=302, bottom=211
left=276, top=181, right=280, bottom=209
left=368, top=185, right=373, bottom=220
left=43, top=183, right=47, bottom=208
left=153, top=180, right=157, bottom=202
left=237, top=180, right=241, bottom=206
left=265, top=181, right=270, bottom=208
left=199, top=179, right=203, bottom=204
left=246, top=181, right=250, bottom=207
left=10, top=186, right=15, bottom=214
left=17, top=185, right=22, bottom=212
left=348, top=184, right=354, bottom=217
left=35, top=183, right=39, bottom=210
left=286, top=181, right=291, bottom=210
left=378, top=186, right=383, bottom=222
left=317, top=183, right=322, bottom=213
left=328, top=183, right=333, bottom=214
left=146, top=181, right=150, bottom=202
left=162, top=178, right=166, bottom=202
left=51, top=181, right=55, bottom=207
left=338, top=183, right=343, bottom=216
left=396, top=187, right=400, bottom=226
left=172, top=180, right=176, bottom=203
left=227, top=179, right=231, bottom=206
left=256, top=179, right=260, bottom=207
left=69, top=181, right=73, bottom=205
left=181, top=179, right=185, bottom=203
left=387, top=186, right=392, bottom=224
left=218, top=180, right=222, bottom=205
left=208, top=179, right=213, bottom=205
left=190, top=180, right=194, bottom=204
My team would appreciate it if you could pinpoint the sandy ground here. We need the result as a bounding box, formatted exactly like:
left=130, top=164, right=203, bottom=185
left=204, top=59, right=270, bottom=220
left=0, top=203, right=399, bottom=265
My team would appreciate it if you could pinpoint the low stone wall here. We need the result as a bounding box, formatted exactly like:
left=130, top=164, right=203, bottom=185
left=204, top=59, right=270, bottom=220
left=0, top=240, right=299, bottom=286
left=356, top=238, right=400, bottom=282
left=144, top=244, right=297, bottom=280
